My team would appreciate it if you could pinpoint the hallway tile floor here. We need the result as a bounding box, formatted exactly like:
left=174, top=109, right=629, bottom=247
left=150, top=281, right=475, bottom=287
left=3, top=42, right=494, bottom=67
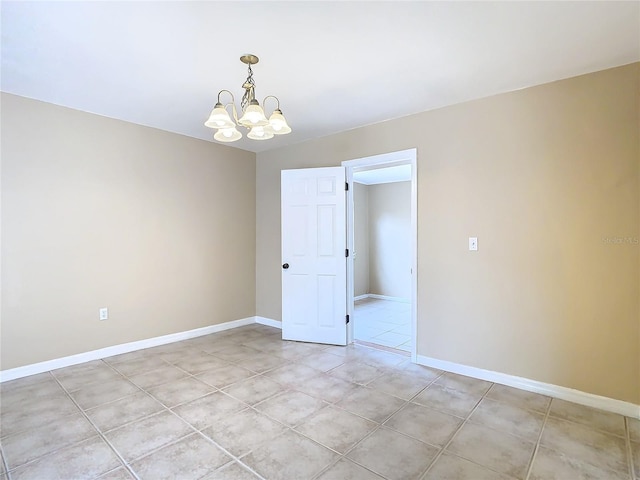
left=0, top=323, right=638, bottom=479
left=354, top=297, right=411, bottom=351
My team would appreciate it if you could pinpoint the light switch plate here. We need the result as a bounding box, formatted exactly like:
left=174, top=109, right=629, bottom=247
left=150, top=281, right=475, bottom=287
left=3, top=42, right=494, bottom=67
left=469, top=237, right=478, bottom=251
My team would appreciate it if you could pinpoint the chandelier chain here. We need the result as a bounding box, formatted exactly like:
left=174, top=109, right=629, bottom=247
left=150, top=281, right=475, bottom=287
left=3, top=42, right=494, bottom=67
left=241, top=64, right=256, bottom=111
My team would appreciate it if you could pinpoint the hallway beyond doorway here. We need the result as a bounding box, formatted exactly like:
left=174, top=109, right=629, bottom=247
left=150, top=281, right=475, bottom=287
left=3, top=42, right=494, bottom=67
left=354, top=297, right=411, bottom=352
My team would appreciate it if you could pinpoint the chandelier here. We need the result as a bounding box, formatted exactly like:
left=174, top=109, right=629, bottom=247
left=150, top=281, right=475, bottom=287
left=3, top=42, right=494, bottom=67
left=204, top=54, right=291, bottom=142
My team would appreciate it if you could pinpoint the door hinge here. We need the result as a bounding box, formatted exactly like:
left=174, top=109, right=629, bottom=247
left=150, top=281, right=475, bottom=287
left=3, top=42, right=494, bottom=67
left=346, top=314, right=350, bottom=324
left=345, top=248, right=349, bottom=257
left=345, top=182, right=349, bottom=191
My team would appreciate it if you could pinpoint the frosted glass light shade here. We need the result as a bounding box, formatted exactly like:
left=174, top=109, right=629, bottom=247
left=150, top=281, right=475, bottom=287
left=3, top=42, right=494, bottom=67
left=205, top=103, right=235, bottom=129
left=247, top=126, right=274, bottom=140
left=214, top=127, right=242, bottom=142
left=268, top=109, right=291, bottom=135
left=238, top=103, right=269, bottom=127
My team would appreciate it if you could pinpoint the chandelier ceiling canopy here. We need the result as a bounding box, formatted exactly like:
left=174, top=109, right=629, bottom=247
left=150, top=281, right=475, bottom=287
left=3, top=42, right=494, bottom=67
left=205, top=54, right=291, bottom=143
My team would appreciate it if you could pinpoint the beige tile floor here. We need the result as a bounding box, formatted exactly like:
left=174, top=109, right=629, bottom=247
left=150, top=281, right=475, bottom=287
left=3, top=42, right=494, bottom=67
left=0, top=323, right=638, bottom=480
left=354, top=297, right=411, bottom=351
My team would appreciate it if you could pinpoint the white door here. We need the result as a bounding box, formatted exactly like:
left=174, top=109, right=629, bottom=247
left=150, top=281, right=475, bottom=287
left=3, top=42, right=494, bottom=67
left=281, top=167, right=347, bottom=345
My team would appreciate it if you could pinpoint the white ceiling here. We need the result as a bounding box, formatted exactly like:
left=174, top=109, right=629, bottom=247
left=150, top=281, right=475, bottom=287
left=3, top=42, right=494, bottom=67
left=2, top=2, right=638, bottom=153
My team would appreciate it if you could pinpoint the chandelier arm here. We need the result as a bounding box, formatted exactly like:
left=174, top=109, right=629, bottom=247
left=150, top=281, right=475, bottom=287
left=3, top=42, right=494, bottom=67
left=217, top=89, right=236, bottom=105
left=262, top=95, right=281, bottom=114
left=215, top=90, right=246, bottom=129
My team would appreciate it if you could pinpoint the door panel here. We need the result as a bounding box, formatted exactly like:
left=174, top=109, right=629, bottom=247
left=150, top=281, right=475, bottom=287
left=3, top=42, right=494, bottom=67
left=281, top=167, right=347, bottom=345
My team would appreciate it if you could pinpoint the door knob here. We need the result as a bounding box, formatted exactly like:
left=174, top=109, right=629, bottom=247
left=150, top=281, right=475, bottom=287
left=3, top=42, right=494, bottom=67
left=282, top=263, right=289, bottom=269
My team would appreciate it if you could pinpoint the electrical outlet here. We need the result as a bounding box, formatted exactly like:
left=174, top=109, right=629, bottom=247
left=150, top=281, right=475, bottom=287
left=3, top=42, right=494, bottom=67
left=99, top=307, right=108, bottom=321
left=469, top=237, right=478, bottom=251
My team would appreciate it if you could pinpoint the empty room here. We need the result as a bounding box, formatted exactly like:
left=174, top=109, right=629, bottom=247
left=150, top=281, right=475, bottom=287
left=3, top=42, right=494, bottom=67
left=1, top=2, right=639, bottom=480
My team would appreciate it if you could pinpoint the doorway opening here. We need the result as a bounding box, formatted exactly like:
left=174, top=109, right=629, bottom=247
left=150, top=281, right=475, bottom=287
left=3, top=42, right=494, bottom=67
left=342, top=149, right=417, bottom=362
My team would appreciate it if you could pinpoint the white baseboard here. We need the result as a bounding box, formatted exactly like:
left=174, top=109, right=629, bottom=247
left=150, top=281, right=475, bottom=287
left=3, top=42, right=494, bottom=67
left=416, top=355, right=640, bottom=419
left=354, top=294, right=369, bottom=301
left=0, top=316, right=256, bottom=383
left=8, top=320, right=634, bottom=420
left=368, top=294, right=410, bottom=303
left=255, top=316, right=282, bottom=329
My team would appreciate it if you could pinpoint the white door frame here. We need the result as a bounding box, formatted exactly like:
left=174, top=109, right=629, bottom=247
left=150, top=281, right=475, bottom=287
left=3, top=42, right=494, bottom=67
left=342, top=148, right=418, bottom=362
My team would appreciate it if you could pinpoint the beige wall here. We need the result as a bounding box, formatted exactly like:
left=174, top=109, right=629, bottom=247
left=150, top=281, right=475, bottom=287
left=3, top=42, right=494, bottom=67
left=368, top=181, right=411, bottom=299
left=256, top=63, right=640, bottom=404
left=353, top=182, right=370, bottom=297
left=1, top=93, right=257, bottom=370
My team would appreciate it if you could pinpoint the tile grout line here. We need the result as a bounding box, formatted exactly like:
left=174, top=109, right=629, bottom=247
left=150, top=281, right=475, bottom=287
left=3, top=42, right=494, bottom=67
left=313, top=377, right=437, bottom=480
left=538, top=411, right=632, bottom=440
left=336, top=399, right=447, bottom=480
left=62, top=358, right=149, bottom=407
left=0, top=371, right=103, bottom=475
left=216, top=452, right=268, bottom=480
left=300, top=401, right=382, bottom=480
left=80, top=371, right=267, bottom=480
left=1, top=328, right=275, bottom=479
left=310, top=453, right=382, bottom=480
left=523, top=395, right=553, bottom=480
left=139, top=357, right=355, bottom=479
left=1, top=370, right=85, bottom=434
left=300, top=361, right=445, bottom=479
left=106, top=344, right=288, bottom=409
left=0, top=443, right=10, bottom=479
left=626, top=417, right=636, bottom=480
left=50, top=372, right=142, bottom=480
left=300, top=359, right=431, bottom=480
left=380, top=403, right=464, bottom=448
left=418, top=382, right=495, bottom=479
left=233, top=427, right=318, bottom=479
left=227, top=356, right=635, bottom=480
left=323, top=422, right=387, bottom=478
left=66, top=365, right=262, bottom=480
left=148, top=408, right=268, bottom=480
left=73, top=356, right=244, bottom=472
left=182, top=369, right=361, bottom=480
left=81, top=388, right=201, bottom=439
left=187, top=398, right=328, bottom=480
